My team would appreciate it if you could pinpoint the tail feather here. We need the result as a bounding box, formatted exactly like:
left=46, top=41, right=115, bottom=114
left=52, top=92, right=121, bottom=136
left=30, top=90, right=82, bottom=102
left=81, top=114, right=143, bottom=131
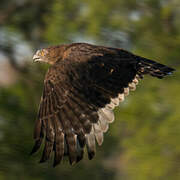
left=136, top=56, right=175, bottom=79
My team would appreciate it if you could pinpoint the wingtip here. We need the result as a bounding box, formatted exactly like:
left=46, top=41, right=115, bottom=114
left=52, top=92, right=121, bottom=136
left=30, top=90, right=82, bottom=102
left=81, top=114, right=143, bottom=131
left=76, top=151, right=84, bottom=163
left=39, top=154, right=49, bottom=163
left=76, top=156, right=83, bottom=163
left=30, top=139, right=42, bottom=155
left=53, top=161, right=60, bottom=167
left=69, top=158, right=76, bottom=166
left=39, top=159, right=45, bottom=163
left=30, top=145, right=39, bottom=156
left=166, top=67, right=176, bottom=74
left=88, top=151, right=95, bottom=160
left=30, top=149, right=35, bottom=156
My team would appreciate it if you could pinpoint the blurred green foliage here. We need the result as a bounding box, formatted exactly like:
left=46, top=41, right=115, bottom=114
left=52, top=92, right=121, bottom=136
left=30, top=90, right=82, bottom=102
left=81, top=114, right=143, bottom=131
left=0, top=0, right=179, bottom=179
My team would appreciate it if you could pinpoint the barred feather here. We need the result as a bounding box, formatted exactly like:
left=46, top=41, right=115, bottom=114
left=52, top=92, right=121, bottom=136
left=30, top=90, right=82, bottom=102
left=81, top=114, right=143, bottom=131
left=136, top=56, right=175, bottom=78
left=40, top=117, right=55, bottom=163
left=86, top=129, right=96, bottom=160
left=53, top=115, right=64, bottom=167
left=32, top=42, right=175, bottom=167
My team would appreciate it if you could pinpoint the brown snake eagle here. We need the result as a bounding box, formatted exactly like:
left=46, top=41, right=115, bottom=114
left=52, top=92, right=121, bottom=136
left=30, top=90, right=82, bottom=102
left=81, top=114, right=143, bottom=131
left=32, top=42, right=175, bottom=166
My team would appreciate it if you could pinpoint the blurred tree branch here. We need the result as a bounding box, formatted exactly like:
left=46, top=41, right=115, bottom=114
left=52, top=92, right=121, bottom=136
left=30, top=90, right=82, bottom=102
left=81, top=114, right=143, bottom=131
left=0, top=44, right=21, bottom=71
left=0, top=4, right=16, bottom=24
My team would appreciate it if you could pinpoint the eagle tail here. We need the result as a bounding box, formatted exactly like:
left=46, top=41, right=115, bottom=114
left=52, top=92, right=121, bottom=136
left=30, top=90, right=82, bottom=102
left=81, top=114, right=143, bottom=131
left=136, top=56, right=175, bottom=79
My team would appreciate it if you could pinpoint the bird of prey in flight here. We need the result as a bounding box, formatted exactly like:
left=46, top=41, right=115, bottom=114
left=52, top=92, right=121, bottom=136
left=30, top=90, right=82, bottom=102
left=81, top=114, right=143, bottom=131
left=32, top=43, right=175, bottom=167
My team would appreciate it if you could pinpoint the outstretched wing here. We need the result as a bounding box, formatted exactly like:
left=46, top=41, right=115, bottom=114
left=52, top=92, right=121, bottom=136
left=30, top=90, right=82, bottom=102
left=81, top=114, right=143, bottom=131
left=31, top=44, right=174, bottom=166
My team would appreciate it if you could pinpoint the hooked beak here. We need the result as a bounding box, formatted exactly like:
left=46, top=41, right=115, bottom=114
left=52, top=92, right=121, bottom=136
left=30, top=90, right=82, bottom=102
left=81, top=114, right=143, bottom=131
left=33, top=54, right=40, bottom=62
left=33, top=54, right=45, bottom=63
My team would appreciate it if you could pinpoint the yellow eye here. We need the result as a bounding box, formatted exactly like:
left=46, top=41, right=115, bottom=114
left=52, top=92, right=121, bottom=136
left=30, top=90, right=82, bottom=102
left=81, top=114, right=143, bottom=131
left=40, top=50, right=44, bottom=56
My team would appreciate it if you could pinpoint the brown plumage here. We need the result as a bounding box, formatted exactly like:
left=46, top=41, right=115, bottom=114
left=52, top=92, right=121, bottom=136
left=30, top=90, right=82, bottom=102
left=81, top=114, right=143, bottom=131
left=32, top=42, right=175, bottom=166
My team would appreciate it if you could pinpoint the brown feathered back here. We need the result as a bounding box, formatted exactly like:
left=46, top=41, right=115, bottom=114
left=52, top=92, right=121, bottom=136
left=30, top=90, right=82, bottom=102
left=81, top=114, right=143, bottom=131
left=32, top=43, right=175, bottom=166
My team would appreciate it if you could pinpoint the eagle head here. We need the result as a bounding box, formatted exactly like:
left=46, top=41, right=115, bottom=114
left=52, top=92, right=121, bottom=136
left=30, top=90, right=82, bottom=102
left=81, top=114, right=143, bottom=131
left=33, top=45, right=66, bottom=65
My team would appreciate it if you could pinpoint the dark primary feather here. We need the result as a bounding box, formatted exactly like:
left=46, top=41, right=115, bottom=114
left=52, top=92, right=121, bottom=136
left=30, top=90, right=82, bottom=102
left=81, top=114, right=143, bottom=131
left=31, top=43, right=175, bottom=166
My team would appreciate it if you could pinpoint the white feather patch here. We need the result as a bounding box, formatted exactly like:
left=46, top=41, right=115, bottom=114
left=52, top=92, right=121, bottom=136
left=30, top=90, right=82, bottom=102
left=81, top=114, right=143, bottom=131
left=106, top=101, right=115, bottom=110
left=110, top=97, right=119, bottom=106
left=85, top=129, right=96, bottom=151
left=88, top=73, right=142, bottom=149
left=93, top=123, right=104, bottom=146
left=124, top=88, right=129, bottom=96
left=133, top=78, right=139, bottom=85
left=93, top=122, right=101, bottom=133
left=101, top=108, right=115, bottom=123
left=118, top=93, right=124, bottom=102
left=135, top=74, right=141, bottom=80
left=98, top=113, right=109, bottom=132
left=128, top=82, right=136, bottom=91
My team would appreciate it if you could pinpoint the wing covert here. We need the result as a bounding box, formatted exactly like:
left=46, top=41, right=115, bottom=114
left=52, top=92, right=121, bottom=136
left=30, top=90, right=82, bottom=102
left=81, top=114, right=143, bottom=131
left=31, top=47, right=142, bottom=166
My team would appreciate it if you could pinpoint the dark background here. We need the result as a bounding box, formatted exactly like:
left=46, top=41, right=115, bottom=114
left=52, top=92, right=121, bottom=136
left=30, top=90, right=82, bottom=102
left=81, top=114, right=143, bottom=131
left=0, top=0, right=179, bottom=179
